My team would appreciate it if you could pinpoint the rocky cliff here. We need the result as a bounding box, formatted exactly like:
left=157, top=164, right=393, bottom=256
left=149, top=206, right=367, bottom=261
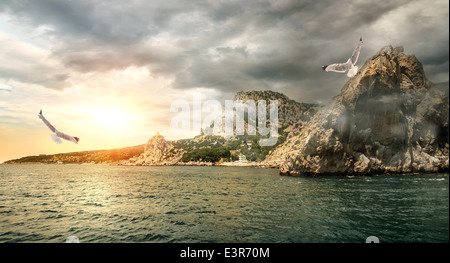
left=120, top=133, right=184, bottom=166
left=272, top=46, right=449, bottom=175
left=233, top=90, right=319, bottom=128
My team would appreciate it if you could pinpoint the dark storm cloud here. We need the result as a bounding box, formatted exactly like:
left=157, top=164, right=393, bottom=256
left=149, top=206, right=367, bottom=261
left=2, top=0, right=161, bottom=45
left=0, top=0, right=448, bottom=103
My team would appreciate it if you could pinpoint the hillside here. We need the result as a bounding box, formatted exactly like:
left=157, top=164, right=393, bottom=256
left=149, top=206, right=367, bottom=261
left=233, top=90, right=319, bottom=128
left=4, top=90, right=316, bottom=166
left=120, top=90, right=319, bottom=166
left=3, top=144, right=144, bottom=164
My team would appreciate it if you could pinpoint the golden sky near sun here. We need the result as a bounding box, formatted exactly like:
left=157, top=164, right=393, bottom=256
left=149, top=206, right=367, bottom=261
left=0, top=60, right=201, bottom=162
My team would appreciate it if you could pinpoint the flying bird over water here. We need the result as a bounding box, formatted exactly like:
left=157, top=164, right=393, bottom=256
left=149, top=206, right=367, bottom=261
left=38, top=110, right=79, bottom=144
left=322, top=37, right=363, bottom=77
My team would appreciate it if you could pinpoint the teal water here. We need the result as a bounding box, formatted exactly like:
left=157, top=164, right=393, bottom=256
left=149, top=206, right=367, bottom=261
left=0, top=164, right=448, bottom=243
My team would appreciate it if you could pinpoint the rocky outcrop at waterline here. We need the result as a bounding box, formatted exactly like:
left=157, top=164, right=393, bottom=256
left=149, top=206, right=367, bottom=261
left=120, top=133, right=184, bottom=166
left=273, top=46, right=449, bottom=175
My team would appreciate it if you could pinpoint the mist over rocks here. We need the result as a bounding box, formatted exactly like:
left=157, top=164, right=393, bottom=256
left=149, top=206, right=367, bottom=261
left=274, top=45, right=449, bottom=175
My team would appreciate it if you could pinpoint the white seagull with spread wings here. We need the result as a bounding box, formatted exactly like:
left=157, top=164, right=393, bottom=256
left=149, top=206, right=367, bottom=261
left=38, top=110, right=79, bottom=144
left=322, top=37, right=363, bottom=77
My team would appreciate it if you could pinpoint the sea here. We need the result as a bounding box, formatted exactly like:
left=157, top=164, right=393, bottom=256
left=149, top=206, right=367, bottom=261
left=0, top=164, right=448, bottom=243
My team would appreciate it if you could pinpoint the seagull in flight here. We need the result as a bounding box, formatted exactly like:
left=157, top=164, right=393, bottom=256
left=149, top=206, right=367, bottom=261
left=322, top=37, right=363, bottom=77
left=38, top=110, right=79, bottom=144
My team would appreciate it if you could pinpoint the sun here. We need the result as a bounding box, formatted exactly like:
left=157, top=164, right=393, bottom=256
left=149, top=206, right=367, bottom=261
left=94, top=108, right=132, bottom=130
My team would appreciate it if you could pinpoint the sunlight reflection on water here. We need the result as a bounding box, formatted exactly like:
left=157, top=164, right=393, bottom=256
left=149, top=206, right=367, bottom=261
left=0, top=164, right=448, bottom=243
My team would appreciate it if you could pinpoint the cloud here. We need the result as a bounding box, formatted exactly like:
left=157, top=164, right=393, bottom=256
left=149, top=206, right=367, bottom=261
left=0, top=29, right=70, bottom=90
left=0, top=83, right=12, bottom=92
left=0, top=0, right=448, bottom=103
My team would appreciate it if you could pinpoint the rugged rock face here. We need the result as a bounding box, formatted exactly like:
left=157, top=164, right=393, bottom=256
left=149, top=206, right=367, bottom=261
left=275, top=46, right=449, bottom=175
left=121, top=133, right=184, bottom=166
left=234, top=90, right=319, bottom=128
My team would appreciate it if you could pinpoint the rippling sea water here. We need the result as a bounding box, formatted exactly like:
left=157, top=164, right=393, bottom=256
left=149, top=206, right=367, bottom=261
left=0, top=164, right=448, bottom=243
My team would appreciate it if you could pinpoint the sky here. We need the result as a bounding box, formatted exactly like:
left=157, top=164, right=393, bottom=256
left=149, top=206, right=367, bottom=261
left=0, top=0, right=448, bottom=163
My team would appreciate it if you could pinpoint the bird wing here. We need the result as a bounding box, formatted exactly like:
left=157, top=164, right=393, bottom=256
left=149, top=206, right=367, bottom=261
left=38, top=110, right=56, bottom=133
left=55, top=129, right=79, bottom=144
left=323, top=60, right=352, bottom=73
left=39, top=110, right=79, bottom=144
left=350, top=37, right=363, bottom=65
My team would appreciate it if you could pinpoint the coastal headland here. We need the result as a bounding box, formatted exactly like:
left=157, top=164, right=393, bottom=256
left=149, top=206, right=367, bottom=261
left=4, top=46, right=449, bottom=175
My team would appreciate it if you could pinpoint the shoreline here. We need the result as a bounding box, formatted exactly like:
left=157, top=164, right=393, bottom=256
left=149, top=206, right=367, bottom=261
left=2, top=161, right=449, bottom=177
left=1, top=161, right=277, bottom=168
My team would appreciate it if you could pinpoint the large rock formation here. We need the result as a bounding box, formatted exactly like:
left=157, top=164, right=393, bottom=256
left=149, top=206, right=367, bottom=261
left=273, top=46, right=449, bottom=175
left=233, top=90, right=319, bottom=128
left=121, top=133, right=184, bottom=166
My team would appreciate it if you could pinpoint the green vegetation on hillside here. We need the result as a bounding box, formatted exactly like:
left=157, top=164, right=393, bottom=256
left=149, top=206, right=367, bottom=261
left=4, top=145, right=145, bottom=164
left=173, top=128, right=288, bottom=163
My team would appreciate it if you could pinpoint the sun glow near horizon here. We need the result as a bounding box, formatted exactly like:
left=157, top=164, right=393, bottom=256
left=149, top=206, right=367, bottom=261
left=93, top=107, right=133, bottom=131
